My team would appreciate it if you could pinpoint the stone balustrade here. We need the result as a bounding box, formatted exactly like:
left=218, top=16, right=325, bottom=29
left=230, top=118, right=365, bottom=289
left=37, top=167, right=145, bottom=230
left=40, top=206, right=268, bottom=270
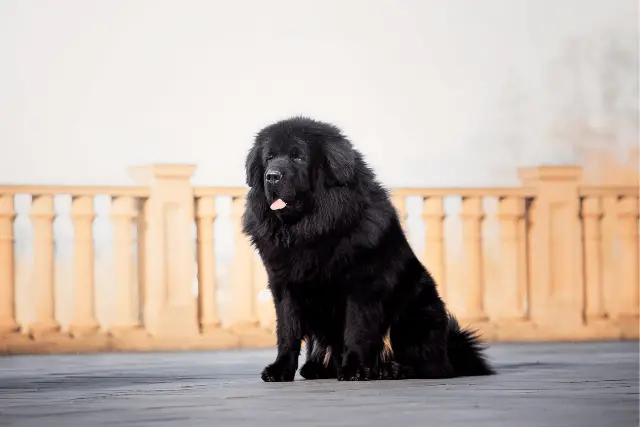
left=0, top=165, right=637, bottom=355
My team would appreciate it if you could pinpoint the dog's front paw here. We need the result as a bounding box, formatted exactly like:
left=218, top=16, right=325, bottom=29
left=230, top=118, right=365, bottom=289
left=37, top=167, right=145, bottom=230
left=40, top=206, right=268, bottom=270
left=337, top=363, right=373, bottom=381
left=300, top=361, right=335, bottom=380
left=378, top=361, right=402, bottom=380
left=261, top=362, right=296, bottom=382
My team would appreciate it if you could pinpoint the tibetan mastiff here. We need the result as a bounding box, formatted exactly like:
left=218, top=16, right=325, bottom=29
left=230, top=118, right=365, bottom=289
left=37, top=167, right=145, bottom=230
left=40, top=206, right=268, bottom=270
left=242, top=117, right=494, bottom=381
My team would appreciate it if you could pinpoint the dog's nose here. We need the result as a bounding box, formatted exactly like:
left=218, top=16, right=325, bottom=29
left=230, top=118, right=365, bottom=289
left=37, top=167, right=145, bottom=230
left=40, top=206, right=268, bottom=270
left=265, top=170, right=282, bottom=184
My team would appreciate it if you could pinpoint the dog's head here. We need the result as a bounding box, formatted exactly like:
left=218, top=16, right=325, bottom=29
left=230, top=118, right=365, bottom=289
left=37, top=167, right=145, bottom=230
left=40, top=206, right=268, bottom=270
left=245, top=117, right=357, bottom=219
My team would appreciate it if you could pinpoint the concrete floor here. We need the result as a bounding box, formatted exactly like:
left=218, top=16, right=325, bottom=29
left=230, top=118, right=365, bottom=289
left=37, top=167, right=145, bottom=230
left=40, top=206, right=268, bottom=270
left=0, top=342, right=638, bottom=427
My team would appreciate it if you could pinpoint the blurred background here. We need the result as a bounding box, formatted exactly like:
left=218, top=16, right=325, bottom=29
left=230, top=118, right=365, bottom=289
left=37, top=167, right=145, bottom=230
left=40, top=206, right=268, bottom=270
left=0, top=0, right=637, bottom=348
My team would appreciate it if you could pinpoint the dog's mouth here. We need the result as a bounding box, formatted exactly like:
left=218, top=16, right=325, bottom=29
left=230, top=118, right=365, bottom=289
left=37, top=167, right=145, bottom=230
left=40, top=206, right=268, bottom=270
left=268, top=191, right=289, bottom=211
left=270, top=198, right=287, bottom=211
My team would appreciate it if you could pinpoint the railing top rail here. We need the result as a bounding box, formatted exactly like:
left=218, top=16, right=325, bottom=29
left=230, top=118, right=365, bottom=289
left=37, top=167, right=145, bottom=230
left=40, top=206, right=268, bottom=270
left=0, top=185, right=150, bottom=198
left=579, top=186, right=639, bottom=197
left=194, top=186, right=248, bottom=197
left=4, top=184, right=636, bottom=200
left=194, top=186, right=537, bottom=199
left=392, top=187, right=536, bottom=198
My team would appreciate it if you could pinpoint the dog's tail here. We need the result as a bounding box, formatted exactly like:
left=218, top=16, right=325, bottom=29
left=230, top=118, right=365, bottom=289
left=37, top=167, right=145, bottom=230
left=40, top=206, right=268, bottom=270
left=447, top=314, right=495, bottom=377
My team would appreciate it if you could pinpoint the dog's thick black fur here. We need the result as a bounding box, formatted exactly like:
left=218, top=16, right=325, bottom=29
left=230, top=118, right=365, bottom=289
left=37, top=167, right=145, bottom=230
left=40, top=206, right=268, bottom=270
left=242, top=117, right=495, bottom=381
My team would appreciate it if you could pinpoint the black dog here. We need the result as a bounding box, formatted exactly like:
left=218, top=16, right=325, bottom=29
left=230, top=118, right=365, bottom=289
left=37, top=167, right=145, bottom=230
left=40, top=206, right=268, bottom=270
left=242, top=117, right=494, bottom=381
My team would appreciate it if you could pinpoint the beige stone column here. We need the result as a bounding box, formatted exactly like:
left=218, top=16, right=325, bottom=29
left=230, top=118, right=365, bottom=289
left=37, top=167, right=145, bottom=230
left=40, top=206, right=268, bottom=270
left=497, top=196, right=527, bottom=321
left=195, top=196, right=221, bottom=331
left=229, top=195, right=258, bottom=331
left=29, top=194, right=60, bottom=337
left=519, top=166, right=584, bottom=328
left=582, top=197, right=605, bottom=321
left=616, top=195, right=639, bottom=320
left=109, top=196, right=140, bottom=333
left=69, top=196, right=100, bottom=336
left=129, top=165, right=199, bottom=338
left=422, top=196, right=447, bottom=301
left=0, top=195, right=19, bottom=334
left=460, top=196, right=487, bottom=322
left=391, top=194, right=408, bottom=232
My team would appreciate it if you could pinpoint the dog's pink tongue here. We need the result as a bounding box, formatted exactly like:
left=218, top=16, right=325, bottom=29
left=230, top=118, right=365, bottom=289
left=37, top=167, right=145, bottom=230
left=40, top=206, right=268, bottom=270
left=270, top=199, right=287, bottom=210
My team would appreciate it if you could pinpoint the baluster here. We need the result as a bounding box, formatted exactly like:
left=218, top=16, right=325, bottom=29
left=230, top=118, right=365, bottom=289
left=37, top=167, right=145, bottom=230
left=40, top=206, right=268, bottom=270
left=582, top=197, right=605, bottom=320
left=196, top=196, right=221, bottom=331
left=392, top=194, right=407, bottom=232
left=229, top=195, right=257, bottom=330
left=600, top=196, right=617, bottom=317
left=497, top=196, right=526, bottom=320
left=253, top=251, right=274, bottom=331
left=0, top=195, right=19, bottom=334
left=422, top=196, right=447, bottom=301
left=460, top=196, right=487, bottom=322
left=136, top=198, right=147, bottom=321
left=69, top=196, right=99, bottom=336
left=109, top=196, right=140, bottom=333
left=29, top=195, right=60, bottom=337
left=617, top=196, right=639, bottom=320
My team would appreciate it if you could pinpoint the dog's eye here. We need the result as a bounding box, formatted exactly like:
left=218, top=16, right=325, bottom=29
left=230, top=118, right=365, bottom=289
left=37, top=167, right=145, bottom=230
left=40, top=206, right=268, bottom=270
left=266, top=154, right=274, bottom=161
left=290, top=148, right=302, bottom=162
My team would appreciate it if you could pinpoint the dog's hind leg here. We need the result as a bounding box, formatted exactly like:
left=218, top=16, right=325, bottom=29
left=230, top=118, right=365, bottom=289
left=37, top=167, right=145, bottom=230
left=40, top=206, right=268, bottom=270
left=376, top=329, right=405, bottom=380
left=299, top=336, right=337, bottom=380
left=388, top=289, right=456, bottom=379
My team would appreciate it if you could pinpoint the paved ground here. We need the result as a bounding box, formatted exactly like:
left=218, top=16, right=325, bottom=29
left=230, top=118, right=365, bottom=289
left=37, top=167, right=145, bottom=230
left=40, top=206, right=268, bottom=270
left=0, top=342, right=638, bottom=427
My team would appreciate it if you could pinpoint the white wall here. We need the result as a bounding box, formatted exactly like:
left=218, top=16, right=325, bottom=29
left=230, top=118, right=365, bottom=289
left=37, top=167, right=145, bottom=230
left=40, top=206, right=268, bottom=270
left=1, top=0, right=637, bottom=188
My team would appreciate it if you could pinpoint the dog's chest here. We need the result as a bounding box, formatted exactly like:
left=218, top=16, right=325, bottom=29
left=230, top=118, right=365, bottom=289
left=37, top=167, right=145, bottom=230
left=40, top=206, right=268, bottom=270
left=267, top=243, right=343, bottom=283
left=291, top=281, right=345, bottom=329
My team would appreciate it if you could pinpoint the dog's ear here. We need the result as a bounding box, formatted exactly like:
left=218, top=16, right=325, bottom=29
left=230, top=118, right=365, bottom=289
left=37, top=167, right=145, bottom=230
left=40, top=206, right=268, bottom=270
left=245, top=142, right=263, bottom=189
left=323, top=137, right=356, bottom=186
